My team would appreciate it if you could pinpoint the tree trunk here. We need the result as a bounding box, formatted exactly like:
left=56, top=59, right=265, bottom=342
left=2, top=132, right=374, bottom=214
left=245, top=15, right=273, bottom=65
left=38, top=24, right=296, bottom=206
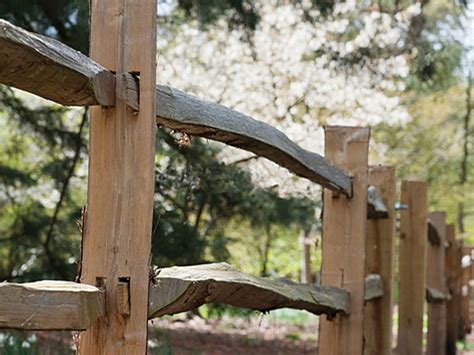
left=458, top=73, right=472, bottom=234
left=300, top=228, right=312, bottom=284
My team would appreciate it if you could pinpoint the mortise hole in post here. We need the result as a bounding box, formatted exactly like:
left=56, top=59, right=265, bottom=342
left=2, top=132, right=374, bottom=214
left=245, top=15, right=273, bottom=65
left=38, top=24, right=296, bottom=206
left=122, top=72, right=140, bottom=112
left=117, top=277, right=131, bottom=317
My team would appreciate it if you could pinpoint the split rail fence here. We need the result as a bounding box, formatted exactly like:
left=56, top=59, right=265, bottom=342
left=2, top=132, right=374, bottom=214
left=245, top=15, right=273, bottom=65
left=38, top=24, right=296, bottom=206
left=0, top=1, right=471, bottom=354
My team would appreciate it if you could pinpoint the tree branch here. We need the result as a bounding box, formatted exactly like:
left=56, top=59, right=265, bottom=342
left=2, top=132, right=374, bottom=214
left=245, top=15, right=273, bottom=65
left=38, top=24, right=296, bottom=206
left=43, top=108, right=87, bottom=279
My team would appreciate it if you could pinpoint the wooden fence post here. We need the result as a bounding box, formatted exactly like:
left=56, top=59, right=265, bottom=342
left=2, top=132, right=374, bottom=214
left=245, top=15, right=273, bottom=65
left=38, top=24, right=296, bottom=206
left=445, top=224, right=462, bottom=354
left=397, top=181, right=427, bottom=355
left=461, top=247, right=473, bottom=338
left=363, top=165, right=396, bottom=355
left=319, top=126, right=370, bottom=355
left=470, top=258, right=474, bottom=329
left=78, top=0, right=157, bottom=353
left=426, top=212, right=447, bottom=355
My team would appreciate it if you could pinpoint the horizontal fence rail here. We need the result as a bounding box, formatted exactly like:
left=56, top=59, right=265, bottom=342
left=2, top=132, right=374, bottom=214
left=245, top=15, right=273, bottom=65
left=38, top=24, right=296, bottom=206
left=149, top=263, right=350, bottom=318
left=0, top=19, right=352, bottom=196
left=0, top=281, right=104, bottom=330
left=0, top=19, right=115, bottom=106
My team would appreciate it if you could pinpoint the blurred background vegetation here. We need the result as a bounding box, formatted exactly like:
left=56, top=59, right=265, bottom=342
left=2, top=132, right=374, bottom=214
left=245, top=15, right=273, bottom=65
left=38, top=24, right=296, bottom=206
left=0, top=0, right=472, bottom=302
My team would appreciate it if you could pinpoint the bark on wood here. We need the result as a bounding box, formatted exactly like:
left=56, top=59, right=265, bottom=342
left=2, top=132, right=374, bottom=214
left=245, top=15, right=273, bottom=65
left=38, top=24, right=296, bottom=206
left=364, top=166, right=396, bottom=355
left=155, top=86, right=352, bottom=196
left=78, top=0, right=157, bottom=353
left=319, top=126, right=370, bottom=355
left=148, top=263, right=349, bottom=319
left=364, top=274, right=384, bottom=301
left=397, top=181, right=428, bottom=355
left=0, top=281, right=104, bottom=330
left=0, top=19, right=115, bottom=106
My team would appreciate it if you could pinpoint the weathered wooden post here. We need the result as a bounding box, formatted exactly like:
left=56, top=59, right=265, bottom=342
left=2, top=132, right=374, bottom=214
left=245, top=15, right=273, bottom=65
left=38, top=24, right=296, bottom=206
left=78, top=0, right=157, bottom=353
left=446, top=224, right=462, bottom=355
left=397, top=181, right=427, bottom=355
left=363, top=165, right=396, bottom=355
left=319, top=126, right=370, bottom=355
left=461, top=247, right=473, bottom=338
left=426, top=212, right=447, bottom=355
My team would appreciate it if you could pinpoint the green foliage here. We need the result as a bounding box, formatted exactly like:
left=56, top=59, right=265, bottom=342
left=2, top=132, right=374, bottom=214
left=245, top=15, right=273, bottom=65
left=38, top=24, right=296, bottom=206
left=177, top=0, right=259, bottom=31
left=152, top=131, right=317, bottom=268
left=0, top=0, right=89, bottom=53
left=0, top=86, right=86, bottom=281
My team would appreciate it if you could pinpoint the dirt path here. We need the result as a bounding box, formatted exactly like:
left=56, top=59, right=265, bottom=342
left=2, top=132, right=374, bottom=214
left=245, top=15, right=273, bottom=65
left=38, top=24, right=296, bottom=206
left=148, top=316, right=318, bottom=355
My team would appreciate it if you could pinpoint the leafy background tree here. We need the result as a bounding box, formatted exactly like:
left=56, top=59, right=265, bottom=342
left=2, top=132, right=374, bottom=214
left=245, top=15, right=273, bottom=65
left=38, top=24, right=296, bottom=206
left=0, top=0, right=317, bottom=283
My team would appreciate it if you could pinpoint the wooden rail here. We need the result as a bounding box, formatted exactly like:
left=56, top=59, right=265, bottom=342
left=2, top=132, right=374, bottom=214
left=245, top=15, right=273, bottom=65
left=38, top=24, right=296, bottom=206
left=149, top=263, right=350, bottom=318
left=364, top=274, right=384, bottom=301
left=367, top=184, right=389, bottom=219
left=0, top=19, right=115, bottom=106
left=0, top=281, right=104, bottom=330
left=154, top=86, right=351, bottom=195
left=0, top=19, right=352, bottom=196
left=2, top=264, right=390, bottom=330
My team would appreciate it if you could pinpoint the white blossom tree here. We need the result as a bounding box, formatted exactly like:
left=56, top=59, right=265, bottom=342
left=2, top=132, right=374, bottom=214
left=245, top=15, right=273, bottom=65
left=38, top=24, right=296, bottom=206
left=157, top=0, right=419, bottom=197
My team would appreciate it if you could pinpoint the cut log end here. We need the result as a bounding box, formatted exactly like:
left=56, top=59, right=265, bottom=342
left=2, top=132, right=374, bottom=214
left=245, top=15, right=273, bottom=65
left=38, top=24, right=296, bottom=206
left=0, top=281, right=104, bottom=330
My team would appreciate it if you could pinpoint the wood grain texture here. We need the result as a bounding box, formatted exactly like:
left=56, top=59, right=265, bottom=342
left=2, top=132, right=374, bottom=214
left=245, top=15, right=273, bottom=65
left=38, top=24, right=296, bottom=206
left=155, top=85, right=352, bottom=196
left=148, top=263, right=350, bottom=318
left=0, top=19, right=115, bottom=106
left=446, top=224, right=462, bottom=355
left=364, top=166, right=396, bottom=355
left=397, top=181, right=427, bottom=355
left=426, top=212, right=447, bottom=355
left=78, top=0, right=157, bottom=353
left=0, top=281, right=103, bottom=330
left=319, top=126, right=370, bottom=355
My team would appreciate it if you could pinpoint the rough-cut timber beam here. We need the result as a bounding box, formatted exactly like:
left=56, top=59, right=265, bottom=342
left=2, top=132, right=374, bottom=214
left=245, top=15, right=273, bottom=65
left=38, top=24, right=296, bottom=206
left=367, top=185, right=389, bottom=219
left=0, top=281, right=104, bottom=330
left=155, top=86, right=352, bottom=195
left=426, top=287, right=448, bottom=303
left=0, top=20, right=115, bottom=106
left=148, top=263, right=349, bottom=318
left=0, top=19, right=352, bottom=196
left=365, top=274, right=384, bottom=301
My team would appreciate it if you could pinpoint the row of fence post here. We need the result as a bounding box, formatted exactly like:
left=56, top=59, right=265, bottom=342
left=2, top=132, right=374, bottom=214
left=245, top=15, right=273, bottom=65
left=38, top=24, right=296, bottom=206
left=317, top=126, right=471, bottom=355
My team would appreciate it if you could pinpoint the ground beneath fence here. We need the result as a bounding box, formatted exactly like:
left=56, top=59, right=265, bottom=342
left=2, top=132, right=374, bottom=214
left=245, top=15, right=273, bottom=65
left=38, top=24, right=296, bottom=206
left=461, top=330, right=474, bottom=354
left=148, top=315, right=319, bottom=355
left=2, top=316, right=474, bottom=354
